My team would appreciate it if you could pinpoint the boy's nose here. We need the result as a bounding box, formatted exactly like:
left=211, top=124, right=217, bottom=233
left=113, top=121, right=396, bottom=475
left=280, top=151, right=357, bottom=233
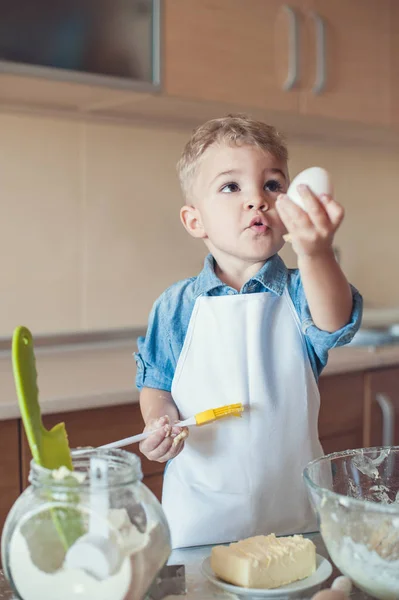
left=244, top=196, right=269, bottom=211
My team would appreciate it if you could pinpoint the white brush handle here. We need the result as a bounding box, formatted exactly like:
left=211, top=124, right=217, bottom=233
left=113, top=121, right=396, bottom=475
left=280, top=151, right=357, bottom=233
left=100, top=416, right=196, bottom=450
left=100, top=430, right=152, bottom=449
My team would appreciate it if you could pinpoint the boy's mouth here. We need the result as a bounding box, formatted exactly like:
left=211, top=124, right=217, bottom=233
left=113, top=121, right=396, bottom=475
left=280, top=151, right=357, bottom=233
left=248, top=217, right=270, bottom=233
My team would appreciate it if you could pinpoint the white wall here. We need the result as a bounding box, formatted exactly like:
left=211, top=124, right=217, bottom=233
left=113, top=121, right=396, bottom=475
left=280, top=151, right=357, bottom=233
left=0, top=110, right=396, bottom=336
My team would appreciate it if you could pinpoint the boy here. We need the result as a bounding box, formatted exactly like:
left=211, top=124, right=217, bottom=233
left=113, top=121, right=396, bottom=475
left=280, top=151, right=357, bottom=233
left=134, top=115, right=362, bottom=549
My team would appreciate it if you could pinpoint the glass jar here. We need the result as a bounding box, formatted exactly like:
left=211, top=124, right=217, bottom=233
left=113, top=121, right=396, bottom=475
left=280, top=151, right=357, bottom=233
left=1, top=448, right=171, bottom=600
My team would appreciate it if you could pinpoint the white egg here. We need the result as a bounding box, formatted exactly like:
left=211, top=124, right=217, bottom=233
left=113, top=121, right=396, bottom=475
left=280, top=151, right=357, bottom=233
left=287, top=167, right=332, bottom=211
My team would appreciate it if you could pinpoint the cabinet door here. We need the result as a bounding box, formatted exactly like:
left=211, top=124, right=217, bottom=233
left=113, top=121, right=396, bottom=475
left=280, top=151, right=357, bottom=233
left=392, top=2, right=399, bottom=127
left=20, top=404, right=165, bottom=488
left=0, top=420, right=21, bottom=540
left=301, top=0, right=390, bottom=125
left=318, top=372, right=365, bottom=454
left=365, top=368, right=399, bottom=448
left=144, top=473, right=164, bottom=502
left=164, top=0, right=304, bottom=112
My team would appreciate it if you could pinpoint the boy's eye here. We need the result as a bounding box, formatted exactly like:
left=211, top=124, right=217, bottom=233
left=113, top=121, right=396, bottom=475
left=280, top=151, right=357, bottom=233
left=264, top=179, right=283, bottom=193
left=221, top=182, right=240, bottom=193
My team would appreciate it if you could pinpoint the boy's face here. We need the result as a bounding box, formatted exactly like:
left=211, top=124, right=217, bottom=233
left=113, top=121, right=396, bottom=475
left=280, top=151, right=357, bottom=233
left=182, top=143, right=289, bottom=266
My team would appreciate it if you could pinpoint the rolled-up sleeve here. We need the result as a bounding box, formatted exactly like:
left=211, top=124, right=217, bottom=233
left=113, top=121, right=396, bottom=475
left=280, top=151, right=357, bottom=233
left=134, top=298, right=174, bottom=392
left=288, top=270, right=363, bottom=377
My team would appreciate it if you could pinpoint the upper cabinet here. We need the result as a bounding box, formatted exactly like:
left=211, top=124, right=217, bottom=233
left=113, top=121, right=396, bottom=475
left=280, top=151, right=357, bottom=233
left=301, top=0, right=391, bottom=126
left=163, top=0, right=305, bottom=114
left=392, top=1, right=399, bottom=127
left=0, top=0, right=160, bottom=89
left=0, top=0, right=397, bottom=139
left=163, top=0, right=391, bottom=127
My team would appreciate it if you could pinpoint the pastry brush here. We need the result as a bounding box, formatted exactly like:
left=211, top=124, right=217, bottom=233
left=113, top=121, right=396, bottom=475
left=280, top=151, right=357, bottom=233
left=99, top=403, right=244, bottom=451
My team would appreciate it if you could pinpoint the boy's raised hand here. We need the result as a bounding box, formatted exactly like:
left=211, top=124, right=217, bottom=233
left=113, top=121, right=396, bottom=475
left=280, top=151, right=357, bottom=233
left=139, top=415, right=188, bottom=463
left=276, top=184, right=344, bottom=257
left=276, top=183, right=352, bottom=332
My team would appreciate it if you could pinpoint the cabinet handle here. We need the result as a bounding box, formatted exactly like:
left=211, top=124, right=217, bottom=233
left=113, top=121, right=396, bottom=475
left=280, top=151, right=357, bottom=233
left=311, top=12, right=327, bottom=95
left=375, top=393, right=395, bottom=447
left=283, top=6, right=300, bottom=91
left=152, top=0, right=161, bottom=86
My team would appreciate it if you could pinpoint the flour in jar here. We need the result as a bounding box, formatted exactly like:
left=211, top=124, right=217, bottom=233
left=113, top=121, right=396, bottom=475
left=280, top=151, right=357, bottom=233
left=8, top=508, right=160, bottom=600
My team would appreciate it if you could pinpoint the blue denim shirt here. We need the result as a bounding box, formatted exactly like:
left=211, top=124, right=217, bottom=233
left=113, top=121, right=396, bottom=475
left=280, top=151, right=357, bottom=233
left=135, top=254, right=363, bottom=391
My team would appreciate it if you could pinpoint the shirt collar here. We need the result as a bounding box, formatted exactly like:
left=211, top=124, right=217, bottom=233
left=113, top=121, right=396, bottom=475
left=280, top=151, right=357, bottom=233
left=251, top=254, right=288, bottom=295
left=194, top=253, right=288, bottom=297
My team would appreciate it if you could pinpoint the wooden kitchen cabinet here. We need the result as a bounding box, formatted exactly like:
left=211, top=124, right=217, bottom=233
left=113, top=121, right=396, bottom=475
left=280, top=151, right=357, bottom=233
left=20, top=404, right=165, bottom=498
left=144, top=473, right=164, bottom=502
left=163, top=0, right=304, bottom=113
left=365, top=367, right=399, bottom=448
left=164, top=0, right=391, bottom=128
left=0, top=420, right=21, bottom=544
left=391, top=1, right=399, bottom=127
left=0, top=0, right=395, bottom=140
left=318, top=372, right=365, bottom=454
left=300, top=0, right=390, bottom=125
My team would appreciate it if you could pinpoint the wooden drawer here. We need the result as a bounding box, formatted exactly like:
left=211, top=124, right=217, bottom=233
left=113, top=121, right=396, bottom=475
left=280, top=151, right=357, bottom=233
left=318, top=372, right=365, bottom=439
left=143, top=473, right=164, bottom=503
left=365, top=367, right=399, bottom=447
left=0, top=420, right=21, bottom=561
left=320, top=429, right=364, bottom=456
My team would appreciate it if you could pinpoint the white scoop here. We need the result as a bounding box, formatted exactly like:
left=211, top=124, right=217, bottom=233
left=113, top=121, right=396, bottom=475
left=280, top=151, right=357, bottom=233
left=64, top=457, right=120, bottom=580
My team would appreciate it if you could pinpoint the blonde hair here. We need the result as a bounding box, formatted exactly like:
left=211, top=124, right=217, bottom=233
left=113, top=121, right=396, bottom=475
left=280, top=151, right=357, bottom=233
left=177, top=114, right=288, bottom=200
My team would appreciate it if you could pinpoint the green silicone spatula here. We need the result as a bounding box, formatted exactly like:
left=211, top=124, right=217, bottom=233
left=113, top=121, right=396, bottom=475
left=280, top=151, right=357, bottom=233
left=12, top=326, right=73, bottom=471
left=12, top=325, right=83, bottom=549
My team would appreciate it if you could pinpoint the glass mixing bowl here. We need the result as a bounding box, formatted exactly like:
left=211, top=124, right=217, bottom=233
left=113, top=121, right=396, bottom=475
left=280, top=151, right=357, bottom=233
left=304, top=446, right=399, bottom=600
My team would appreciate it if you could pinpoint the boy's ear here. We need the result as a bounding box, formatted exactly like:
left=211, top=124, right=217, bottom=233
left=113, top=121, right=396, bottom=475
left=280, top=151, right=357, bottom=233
left=180, top=205, right=207, bottom=239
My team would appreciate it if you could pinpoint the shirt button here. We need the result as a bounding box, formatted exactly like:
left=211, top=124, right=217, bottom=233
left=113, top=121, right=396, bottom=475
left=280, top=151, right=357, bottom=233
left=228, top=289, right=235, bottom=295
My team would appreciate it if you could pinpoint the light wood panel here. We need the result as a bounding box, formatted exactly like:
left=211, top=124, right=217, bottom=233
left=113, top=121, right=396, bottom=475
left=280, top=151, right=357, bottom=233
left=164, top=0, right=303, bottom=112
left=301, top=0, right=390, bottom=125
left=391, top=1, right=399, bottom=127
left=0, top=113, right=81, bottom=336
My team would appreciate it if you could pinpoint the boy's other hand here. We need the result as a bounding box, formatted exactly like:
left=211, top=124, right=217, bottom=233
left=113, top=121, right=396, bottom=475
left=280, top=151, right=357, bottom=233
left=276, top=184, right=344, bottom=257
left=139, top=415, right=188, bottom=463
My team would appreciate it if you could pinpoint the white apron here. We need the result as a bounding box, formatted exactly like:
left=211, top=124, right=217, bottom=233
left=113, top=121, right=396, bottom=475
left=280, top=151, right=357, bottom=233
left=162, top=289, right=323, bottom=549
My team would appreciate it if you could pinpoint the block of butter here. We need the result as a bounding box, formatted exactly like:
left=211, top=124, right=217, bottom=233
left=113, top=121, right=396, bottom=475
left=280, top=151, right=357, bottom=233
left=210, top=534, right=316, bottom=589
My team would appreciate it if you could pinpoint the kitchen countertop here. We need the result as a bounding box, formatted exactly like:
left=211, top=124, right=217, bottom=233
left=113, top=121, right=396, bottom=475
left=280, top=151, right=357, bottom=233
left=165, top=533, right=370, bottom=600
left=0, top=533, right=372, bottom=599
left=0, top=338, right=140, bottom=420
left=1, top=330, right=399, bottom=420
left=322, top=343, right=399, bottom=375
